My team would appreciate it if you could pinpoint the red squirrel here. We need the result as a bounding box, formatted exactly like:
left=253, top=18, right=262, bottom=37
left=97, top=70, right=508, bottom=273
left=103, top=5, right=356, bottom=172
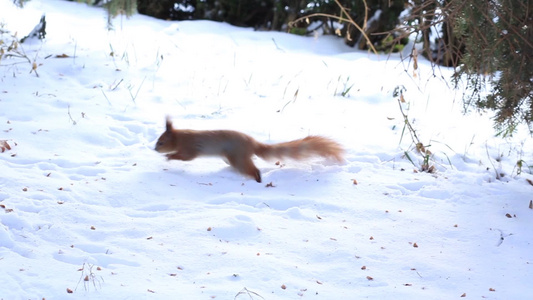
left=155, top=117, right=344, bottom=182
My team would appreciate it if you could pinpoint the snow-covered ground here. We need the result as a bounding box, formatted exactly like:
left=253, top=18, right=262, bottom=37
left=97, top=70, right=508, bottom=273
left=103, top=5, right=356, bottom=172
left=1, top=1, right=532, bottom=299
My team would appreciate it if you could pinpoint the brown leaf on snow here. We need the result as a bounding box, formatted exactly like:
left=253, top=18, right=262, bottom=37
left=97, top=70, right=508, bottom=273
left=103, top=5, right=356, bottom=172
left=366, top=276, right=373, bottom=281
left=460, top=293, right=466, bottom=297
left=281, top=284, right=287, bottom=290
left=413, top=242, right=419, bottom=248
left=505, top=213, right=513, bottom=218
left=403, top=283, right=412, bottom=286
left=526, top=178, right=533, bottom=186
left=361, top=265, right=366, bottom=270
left=529, top=200, right=533, bottom=210
left=0, top=140, right=12, bottom=152
left=66, top=288, right=73, bottom=294
left=489, top=288, right=496, bottom=292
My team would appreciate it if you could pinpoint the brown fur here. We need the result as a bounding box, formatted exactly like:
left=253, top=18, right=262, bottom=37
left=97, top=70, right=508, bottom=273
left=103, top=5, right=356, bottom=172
left=155, top=117, right=344, bottom=182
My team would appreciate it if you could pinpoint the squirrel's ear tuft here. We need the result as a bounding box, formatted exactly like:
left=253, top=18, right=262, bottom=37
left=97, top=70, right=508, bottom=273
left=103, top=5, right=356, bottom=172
left=165, top=116, right=173, bottom=131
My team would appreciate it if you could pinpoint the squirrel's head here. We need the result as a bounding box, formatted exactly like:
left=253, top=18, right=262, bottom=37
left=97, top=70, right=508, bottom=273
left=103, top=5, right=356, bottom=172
left=154, top=117, right=176, bottom=153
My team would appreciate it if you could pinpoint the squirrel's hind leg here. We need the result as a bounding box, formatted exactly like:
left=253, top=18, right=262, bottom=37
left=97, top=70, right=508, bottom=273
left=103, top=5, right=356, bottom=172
left=225, top=154, right=261, bottom=183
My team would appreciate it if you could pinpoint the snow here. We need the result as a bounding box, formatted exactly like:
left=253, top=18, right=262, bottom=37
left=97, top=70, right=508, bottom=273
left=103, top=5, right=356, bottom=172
left=1, top=0, right=532, bottom=299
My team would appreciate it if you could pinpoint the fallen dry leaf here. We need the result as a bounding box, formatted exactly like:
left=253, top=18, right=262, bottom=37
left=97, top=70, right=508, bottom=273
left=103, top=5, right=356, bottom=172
left=460, top=293, right=466, bottom=297
left=366, top=276, right=373, bottom=281
left=281, top=284, right=286, bottom=290
left=0, top=140, right=11, bottom=152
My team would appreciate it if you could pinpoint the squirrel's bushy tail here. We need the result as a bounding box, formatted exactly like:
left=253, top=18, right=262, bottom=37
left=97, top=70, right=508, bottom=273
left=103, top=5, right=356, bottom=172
left=255, top=136, right=344, bottom=162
